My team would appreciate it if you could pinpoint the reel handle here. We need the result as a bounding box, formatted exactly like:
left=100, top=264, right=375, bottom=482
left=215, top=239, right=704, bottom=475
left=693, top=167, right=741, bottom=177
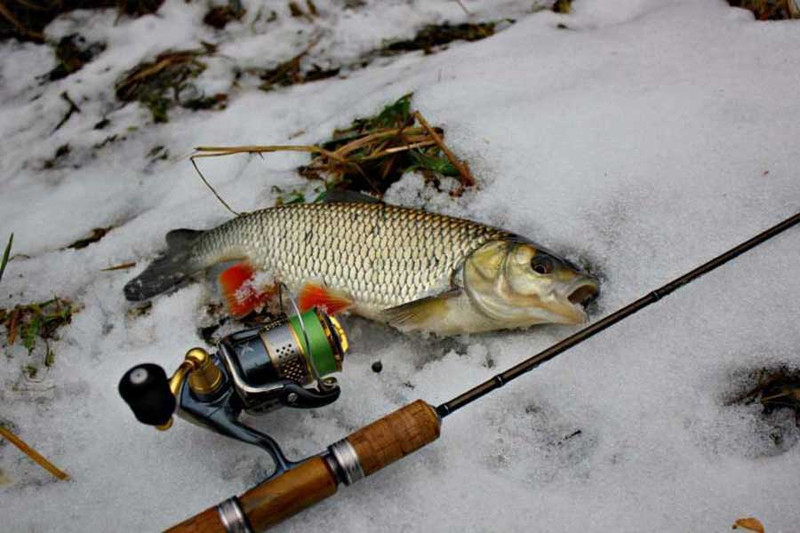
left=167, top=400, right=441, bottom=532
left=118, top=364, right=176, bottom=427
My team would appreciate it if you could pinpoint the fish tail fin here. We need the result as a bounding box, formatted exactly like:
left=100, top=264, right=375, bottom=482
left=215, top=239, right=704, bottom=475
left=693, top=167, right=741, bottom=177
left=124, top=229, right=204, bottom=301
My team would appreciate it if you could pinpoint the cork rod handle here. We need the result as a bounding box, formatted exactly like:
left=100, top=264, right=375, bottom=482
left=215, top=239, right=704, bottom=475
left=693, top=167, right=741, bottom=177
left=166, top=400, right=441, bottom=533
left=346, top=399, right=440, bottom=475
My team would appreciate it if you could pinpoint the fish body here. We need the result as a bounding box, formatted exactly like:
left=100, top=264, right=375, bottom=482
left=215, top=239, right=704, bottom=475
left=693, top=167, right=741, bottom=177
left=124, top=202, right=598, bottom=335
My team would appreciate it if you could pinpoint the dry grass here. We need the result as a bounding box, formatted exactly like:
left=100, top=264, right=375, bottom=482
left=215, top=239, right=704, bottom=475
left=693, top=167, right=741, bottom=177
left=190, top=95, right=477, bottom=214
left=114, top=45, right=222, bottom=122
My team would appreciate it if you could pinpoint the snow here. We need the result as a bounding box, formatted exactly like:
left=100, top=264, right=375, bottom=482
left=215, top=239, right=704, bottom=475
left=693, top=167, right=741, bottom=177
left=1, top=0, right=799, bottom=531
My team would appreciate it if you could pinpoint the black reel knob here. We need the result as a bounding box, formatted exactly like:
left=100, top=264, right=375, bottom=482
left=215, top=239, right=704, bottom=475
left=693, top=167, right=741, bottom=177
left=119, top=364, right=176, bottom=426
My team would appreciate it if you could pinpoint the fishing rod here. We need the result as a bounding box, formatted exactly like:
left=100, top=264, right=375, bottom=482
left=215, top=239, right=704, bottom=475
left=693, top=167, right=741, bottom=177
left=124, top=211, right=799, bottom=533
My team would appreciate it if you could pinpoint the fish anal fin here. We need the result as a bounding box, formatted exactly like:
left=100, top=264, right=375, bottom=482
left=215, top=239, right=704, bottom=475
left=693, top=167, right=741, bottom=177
left=297, top=283, right=353, bottom=314
left=381, top=290, right=461, bottom=330
left=219, top=263, right=271, bottom=318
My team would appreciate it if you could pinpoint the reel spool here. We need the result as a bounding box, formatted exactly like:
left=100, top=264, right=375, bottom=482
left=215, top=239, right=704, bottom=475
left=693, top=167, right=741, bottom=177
left=119, top=306, right=348, bottom=476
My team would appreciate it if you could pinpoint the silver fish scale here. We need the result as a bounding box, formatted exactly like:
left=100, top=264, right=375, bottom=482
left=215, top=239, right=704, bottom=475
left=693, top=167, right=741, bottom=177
left=193, top=203, right=508, bottom=308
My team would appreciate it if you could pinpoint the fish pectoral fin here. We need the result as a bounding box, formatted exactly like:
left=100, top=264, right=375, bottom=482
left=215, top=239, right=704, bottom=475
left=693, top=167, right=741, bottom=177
left=297, top=282, right=354, bottom=315
left=381, top=290, right=462, bottom=330
left=219, top=262, right=272, bottom=318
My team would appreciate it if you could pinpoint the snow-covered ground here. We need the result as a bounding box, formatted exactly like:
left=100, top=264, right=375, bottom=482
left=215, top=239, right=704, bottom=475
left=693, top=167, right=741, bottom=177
left=1, top=0, right=799, bottom=531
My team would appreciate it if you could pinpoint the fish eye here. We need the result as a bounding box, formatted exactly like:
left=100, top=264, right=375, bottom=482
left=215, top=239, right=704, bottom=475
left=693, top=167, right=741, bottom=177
left=531, top=256, right=554, bottom=275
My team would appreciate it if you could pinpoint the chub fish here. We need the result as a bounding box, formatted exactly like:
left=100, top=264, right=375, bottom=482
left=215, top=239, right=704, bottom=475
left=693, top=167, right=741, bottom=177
left=124, top=199, right=599, bottom=335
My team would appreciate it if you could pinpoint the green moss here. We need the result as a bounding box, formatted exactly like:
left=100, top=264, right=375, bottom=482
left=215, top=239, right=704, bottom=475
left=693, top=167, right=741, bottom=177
left=2, top=298, right=77, bottom=375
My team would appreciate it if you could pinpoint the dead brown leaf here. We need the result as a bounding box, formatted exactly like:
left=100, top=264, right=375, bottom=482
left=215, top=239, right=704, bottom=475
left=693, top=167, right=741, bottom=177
left=6, top=307, right=20, bottom=345
left=733, top=517, right=765, bottom=533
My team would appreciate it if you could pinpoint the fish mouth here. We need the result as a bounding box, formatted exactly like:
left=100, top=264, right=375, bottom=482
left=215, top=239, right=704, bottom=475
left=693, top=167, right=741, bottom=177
left=568, top=281, right=599, bottom=309
left=539, top=280, right=599, bottom=325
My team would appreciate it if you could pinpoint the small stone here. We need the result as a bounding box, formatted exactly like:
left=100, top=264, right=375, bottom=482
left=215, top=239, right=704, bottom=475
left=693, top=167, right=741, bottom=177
left=371, top=361, right=383, bottom=373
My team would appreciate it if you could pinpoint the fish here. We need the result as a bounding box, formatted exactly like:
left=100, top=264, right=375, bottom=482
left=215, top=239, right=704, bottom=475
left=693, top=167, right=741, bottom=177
left=124, top=198, right=599, bottom=335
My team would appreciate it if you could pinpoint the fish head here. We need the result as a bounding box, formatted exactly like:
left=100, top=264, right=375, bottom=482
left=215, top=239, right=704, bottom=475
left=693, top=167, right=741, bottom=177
left=463, top=239, right=599, bottom=327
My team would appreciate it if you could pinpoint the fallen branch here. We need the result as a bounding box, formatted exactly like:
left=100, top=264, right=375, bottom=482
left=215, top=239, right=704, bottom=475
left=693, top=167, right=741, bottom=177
left=53, top=92, right=81, bottom=133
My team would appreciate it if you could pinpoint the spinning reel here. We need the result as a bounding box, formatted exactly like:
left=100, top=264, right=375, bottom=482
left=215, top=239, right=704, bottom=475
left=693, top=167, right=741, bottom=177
left=119, top=305, right=348, bottom=476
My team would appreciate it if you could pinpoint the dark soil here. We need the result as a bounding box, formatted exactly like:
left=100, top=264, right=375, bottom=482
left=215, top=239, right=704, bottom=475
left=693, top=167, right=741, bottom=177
left=44, top=34, right=106, bottom=81
left=382, top=22, right=499, bottom=55
left=730, top=366, right=800, bottom=426
left=114, top=46, right=224, bottom=122
left=203, top=4, right=245, bottom=29
left=728, top=0, right=800, bottom=20
left=0, top=0, right=162, bottom=42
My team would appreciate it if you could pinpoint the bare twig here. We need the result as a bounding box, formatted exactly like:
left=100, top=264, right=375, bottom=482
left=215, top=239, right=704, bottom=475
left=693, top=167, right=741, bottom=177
left=191, top=144, right=347, bottom=215
left=100, top=261, right=136, bottom=272
left=412, top=111, right=475, bottom=188
left=190, top=158, right=241, bottom=217
left=53, top=92, right=81, bottom=133
left=0, top=425, right=70, bottom=481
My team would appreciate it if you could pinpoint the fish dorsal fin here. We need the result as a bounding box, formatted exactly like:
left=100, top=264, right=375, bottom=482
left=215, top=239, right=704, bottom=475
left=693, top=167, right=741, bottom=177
left=381, top=289, right=462, bottom=330
left=297, top=282, right=354, bottom=314
left=320, top=190, right=383, bottom=204
left=166, top=228, right=203, bottom=249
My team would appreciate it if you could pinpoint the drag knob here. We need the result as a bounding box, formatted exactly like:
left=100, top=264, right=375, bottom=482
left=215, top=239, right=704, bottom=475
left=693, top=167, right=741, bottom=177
left=119, top=364, right=176, bottom=426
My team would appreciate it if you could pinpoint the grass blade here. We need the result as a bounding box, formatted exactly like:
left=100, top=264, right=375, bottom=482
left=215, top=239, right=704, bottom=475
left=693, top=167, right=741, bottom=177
left=0, top=233, right=13, bottom=285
